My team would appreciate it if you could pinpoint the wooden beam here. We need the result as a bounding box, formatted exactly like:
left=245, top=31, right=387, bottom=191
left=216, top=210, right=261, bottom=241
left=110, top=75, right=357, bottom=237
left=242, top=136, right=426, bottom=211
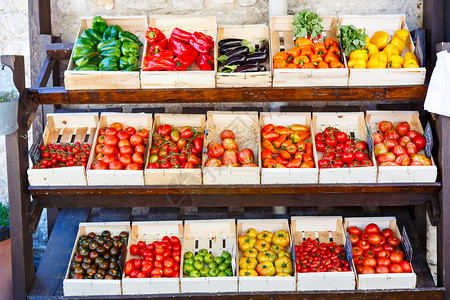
left=423, top=0, right=445, bottom=72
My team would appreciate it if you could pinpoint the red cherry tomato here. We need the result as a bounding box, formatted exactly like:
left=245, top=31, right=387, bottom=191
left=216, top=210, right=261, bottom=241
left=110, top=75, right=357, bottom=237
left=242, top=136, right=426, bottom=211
left=381, top=228, right=394, bottom=239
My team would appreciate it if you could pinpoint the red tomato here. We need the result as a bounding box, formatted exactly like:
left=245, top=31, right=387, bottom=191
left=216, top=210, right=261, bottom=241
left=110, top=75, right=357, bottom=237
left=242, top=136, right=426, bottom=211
left=220, top=130, right=235, bottom=140
left=387, top=237, right=400, bottom=247
left=376, top=265, right=390, bottom=273
left=124, top=261, right=134, bottom=275
left=125, top=163, right=141, bottom=170
left=360, top=266, right=376, bottom=274
left=400, top=260, right=412, bottom=273
left=406, top=130, right=421, bottom=140
left=99, top=127, right=107, bottom=135
left=352, top=246, right=363, bottom=257
left=119, top=155, right=133, bottom=166
left=394, top=249, right=405, bottom=259
left=365, top=223, right=381, bottom=234
left=360, top=233, right=369, bottom=241
left=372, top=132, right=384, bottom=144
left=105, top=135, right=119, bottom=146
left=376, top=250, right=390, bottom=259
left=109, top=160, right=123, bottom=170
left=110, top=122, right=123, bottom=131
left=124, top=127, right=136, bottom=135
left=119, top=145, right=133, bottom=156
left=154, top=261, right=163, bottom=269
left=367, top=234, right=382, bottom=246
left=150, top=268, right=163, bottom=277
left=413, top=135, right=426, bottom=151
left=363, top=249, right=375, bottom=258
left=384, top=129, right=400, bottom=141
left=207, top=142, right=225, bottom=159
left=141, top=263, right=152, bottom=274
left=118, top=139, right=131, bottom=148
left=130, top=269, right=139, bottom=278
left=378, top=257, right=392, bottom=266
left=379, top=121, right=394, bottom=133
left=135, top=144, right=146, bottom=154
left=137, top=241, right=146, bottom=248
left=357, top=240, right=371, bottom=250
left=130, top=245, right=139, bottom=256
left=132, top=153, right=144, bottom=165
left=389, top=263, right=404, bottom=273
left=137, top=128, right=149, bottom=138
left=383, top=243, right=395, bottom=252
left=348, top=226, right=362, bottom=236
left=173, top=244, right=181, bottom=251
left=163, top=257, right=174, bottom=268
left=350, top=234, right=360, bottom=246
left=389, top=252, right=403, bottom=264
left=130, top=134, right=144, bottom=147
left=381, top=228, right=394, bottom=239
left=106, top=127, right=118, bottom=136
left=133, top=259, right=142, bottom=270
left=93, top=161, right=108, bottom=170
left=405, top=142, right=418, bottom=155
left=396, top=122, right=410, bottom=136
left=117, top=131, right=130, bottom=141
left=163, top=267, right=174, bottom=277
left=362, top=257, right=377, bottom=268
left=170, top=236, right=180, bottom=245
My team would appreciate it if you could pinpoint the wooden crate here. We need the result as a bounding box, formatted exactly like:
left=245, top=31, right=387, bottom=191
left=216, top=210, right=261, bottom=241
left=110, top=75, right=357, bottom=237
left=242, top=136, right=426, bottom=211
left=141, top=15, right=217, bottom=89
left=259, top=112, right=318, bottom=184
left=236, top=219, right=295, bottom=292
left=344, top=217, right=417, bottom=289
left=338, top=15, right=426, bottom=86
left=27, top=113, right=99, bottom=186
left=181, top=219, right=237, bottom=293
left=65, top=16, right=147, bottom=90
left=312, top=112, right=377, bottom=183
left=366, top=111, right=437, bottom=183
left=216, top=25, right=272, bottom=87
left=144, top=114, right=205, bottom=185
left=290, top=216, right=356, bottom=291
left=122, top=221, right=183, bottom=295
left=63, top=222, right=131, bottom=296
left=270, top=15, right=349, bottom=87
left=86, top=113, right=152, bottom=185
left=202, top=111, right=261, bottom=185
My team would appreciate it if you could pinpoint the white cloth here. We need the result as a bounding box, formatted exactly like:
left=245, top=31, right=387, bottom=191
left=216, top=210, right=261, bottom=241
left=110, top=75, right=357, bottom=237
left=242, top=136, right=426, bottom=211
left=424, top=50, right=450, bottom=117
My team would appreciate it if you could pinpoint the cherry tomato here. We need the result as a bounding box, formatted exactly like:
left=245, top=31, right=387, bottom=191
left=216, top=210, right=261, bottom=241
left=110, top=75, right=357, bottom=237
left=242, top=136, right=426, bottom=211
left=381, top=228, right=394, bottom=239
left=387, top=237, right=401, bottom=247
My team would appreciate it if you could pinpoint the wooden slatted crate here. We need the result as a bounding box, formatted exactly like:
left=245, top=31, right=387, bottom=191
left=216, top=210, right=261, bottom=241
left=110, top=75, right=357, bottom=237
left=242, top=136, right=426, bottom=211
left=27, top=113, right=99, bottom=186
left=122, top=221, right=183, bottom=294
left=338, top=15, right=426, bottom=86
left=63, top=222, right=131, bottom=296
left=216, top=24, right=272, bottom=87
left=144, top=114, right=205, bottom=185
left=366, top=111, right=437, bottom=183
left=260, top=112, right=318, bottom=184
left=312, top=112, right=377, bottom=183
left=270, top=15, right=348, bottom=87
left=291, top=216, right=356, bottom=290
left=141, top=15, right=217, bottom=89
left=181, top=219, right=237, bottom=293
left=65, top=16, right=147, bottom=90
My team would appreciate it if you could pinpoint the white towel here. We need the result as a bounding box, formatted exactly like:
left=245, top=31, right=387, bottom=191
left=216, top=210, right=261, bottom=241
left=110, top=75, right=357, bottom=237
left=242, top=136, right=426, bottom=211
left=424, top=50, right=450, bottom=117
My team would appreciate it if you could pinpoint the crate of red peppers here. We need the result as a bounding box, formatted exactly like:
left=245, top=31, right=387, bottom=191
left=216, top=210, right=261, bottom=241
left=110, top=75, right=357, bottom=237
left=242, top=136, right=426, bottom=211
left=312, top=112, right=377, bottom=183
left=140, top=15, right=216, bottom=89
left=122, top=221, right=183, bottom=295
left=365, top=111, right=437, bottom=183
left=291, top=217, right=355, bottom=290
left=344, top=217, right=416, bottom=289
left=144, top=114, right=205, bottom=185
left=27, top=113, right=99, bottom=186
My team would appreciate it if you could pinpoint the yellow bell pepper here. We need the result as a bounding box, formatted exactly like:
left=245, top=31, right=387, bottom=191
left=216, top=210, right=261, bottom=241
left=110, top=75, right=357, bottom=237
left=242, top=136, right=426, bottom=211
left=370, top=31, right=390, bottom=49
left=390, top=36, right=406, bottom=53
left=404, top=52, right=419, bottom=64
left=367, top=57, right=386, bottom=69
left=404, top=60, right=420, bottom=68
left=370, top=51, right=388, bottom=65
left=350, top=49, right=369, bottom=62
left=348, top=58, right=367, bottom=69
left=394, top=29, right=410, bottom=42
left=365, top=36, right=371, bottom=45
left=388, top=54, right=404, bottom=68
left=383, top=44, right=400, bottom=59
left=366, top=43, right=378, bottom=57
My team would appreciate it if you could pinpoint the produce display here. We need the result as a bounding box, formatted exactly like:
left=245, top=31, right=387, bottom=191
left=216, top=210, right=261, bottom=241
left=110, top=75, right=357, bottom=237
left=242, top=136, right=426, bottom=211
left=315, top=126, right=373, bottom=169
left=91, top=122, right=149, bottom=171
left=73, top=16, right=142, bottom=71
left=372, top=120, right=431, bottom=166
left=261, top=124, right=315, bottom=168
left=292, top=10, right=324, bottom=42
left=147, top=124, right=204, bottom=169
left=348, top=223, right=412, bottom=274
left=124, top=236, right=181, bottom=278
left=217, top=38, right=269, bottom=73
left=142, top=27, right=214, bottom=71
left=238, top=228, right=293, bottom=277
left=69, top=230, right=128, bottom=279
left=32, top=142, right=92, bottom=169
left=294, top=239, right=351, bottom=273
left=183, top=250, right=233, bottom=277
left=204, top=129, right=257, bottom=168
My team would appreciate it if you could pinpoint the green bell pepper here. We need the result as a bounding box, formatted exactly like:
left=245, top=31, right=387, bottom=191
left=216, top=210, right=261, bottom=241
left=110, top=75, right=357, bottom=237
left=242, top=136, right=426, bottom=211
left=75, top=37, right=97, bottom=49
left=74, top=65, right=99, bottom=71
left=80, top=29, right=103, bottom=44
left=121, top=42, right=140, bottom=57
left=118, top=31, right=143, bottom=47
left=103, top=25, right=122, bottom=40
left=123, top=65, right=139, bottom=71
left=72, top=46, right=95, bottom=62
left=75, top=52, right=102, bottom=67
left=99, top=66, right=119, bottom=71
left=100, top=48, right=121, bottom=58
left=119, top=56, right=138, bottom=70
left=97, top=39, right=121, bottom=52
left=99, top=56, right=119, bottom=69
left=92, top=16, right=108, bottom=34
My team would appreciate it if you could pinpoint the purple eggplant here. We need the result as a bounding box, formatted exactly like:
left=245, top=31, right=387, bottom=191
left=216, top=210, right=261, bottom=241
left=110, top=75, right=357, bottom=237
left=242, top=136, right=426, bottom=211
left=233, top=64, right=261, bottom=72
left=258, top=39, right=269, bottom=54
left=246, top=52, right=268, bottom=63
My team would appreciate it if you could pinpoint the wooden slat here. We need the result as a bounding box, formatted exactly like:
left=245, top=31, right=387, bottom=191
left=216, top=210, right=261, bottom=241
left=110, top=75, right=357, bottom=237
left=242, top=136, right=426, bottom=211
left=73, top=127, right=87, bottom=144
left=87, top=128, right=96, bottom=144
left=46, top=43, right=73, bottom=60
left=59, top=128, right=74, bottom=144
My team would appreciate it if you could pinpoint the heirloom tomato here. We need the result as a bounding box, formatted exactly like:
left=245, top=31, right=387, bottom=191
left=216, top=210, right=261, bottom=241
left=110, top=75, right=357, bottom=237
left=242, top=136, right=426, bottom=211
left=378, top=121, right=394, bottom=133
left=396, top=122, right=410, bottom=136
left=220, top=130, right=235, bottom=140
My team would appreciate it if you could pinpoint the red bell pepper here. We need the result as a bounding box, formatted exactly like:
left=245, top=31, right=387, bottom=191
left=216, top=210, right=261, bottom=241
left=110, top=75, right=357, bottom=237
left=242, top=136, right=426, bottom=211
left=168, top=38, right=191, bottom=57
left=145, top=27, right=166, bottom=45
left=174, top=47, right=198, bottom=70
left=170, top=28, right=192, bottom=44
left=142, top=50, right=174, bottom=71
left=189, top=32, right=213, bottom=54
left=196, top=53, right=214, bottom=71
left=148, top=39, right=168, bottom=54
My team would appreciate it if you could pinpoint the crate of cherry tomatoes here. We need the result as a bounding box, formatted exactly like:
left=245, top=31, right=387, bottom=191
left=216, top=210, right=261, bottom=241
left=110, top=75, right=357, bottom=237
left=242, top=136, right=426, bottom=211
left=27, top=113, right=99, bottom=186
left=366, top=111, right=437, bottom=183
left=312, top=112, right=377, bottom=183
left=86, top=113, right=152, bottom=185
left=260, top=112, right=318, bottom=184
left=291, top=216, right=355, bottom=291
left=203, top=111, right=260, bottom=185
left=144, top=114, right=205, bottom=185
left=122, top=221, right=183, bottom=294
left=270, top=15, right=348, bottom=87
left=344, top=217, right=416, bottom=289
left=236, top=219, right=295, bottom=292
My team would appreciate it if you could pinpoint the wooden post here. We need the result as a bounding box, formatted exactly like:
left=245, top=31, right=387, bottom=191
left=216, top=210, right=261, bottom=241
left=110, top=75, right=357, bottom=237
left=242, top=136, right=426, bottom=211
left=423, top=0, right=445, bottom=72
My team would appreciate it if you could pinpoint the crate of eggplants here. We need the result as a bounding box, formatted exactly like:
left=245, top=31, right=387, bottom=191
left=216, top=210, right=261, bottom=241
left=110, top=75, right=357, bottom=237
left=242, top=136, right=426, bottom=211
left=217, top=38, right=269, bottom=73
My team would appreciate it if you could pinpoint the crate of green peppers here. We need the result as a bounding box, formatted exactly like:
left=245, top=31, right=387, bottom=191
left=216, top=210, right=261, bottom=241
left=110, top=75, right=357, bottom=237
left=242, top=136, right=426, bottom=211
left=65, top=16, right=147, bottom=90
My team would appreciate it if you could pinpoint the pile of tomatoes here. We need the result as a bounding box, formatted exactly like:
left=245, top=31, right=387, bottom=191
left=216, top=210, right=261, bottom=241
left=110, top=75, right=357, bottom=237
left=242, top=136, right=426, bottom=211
left=373, top=120, right=432, bottom=166
left=315, top=127, right=373, bottom=168
left=205, top=130, right=257, bottom=167
left=295, top=239, right=351, bottom=273
left=33, top=142, right=91, bottom=169
left=91, top=122, right=149, bottom=171
left=261, top=124, right=315, bottom=168
left=349, top=223, right=412, bottom=274
left=124, top=236, right=181, bottom=279
left=147, top=124, right=203, bottom=169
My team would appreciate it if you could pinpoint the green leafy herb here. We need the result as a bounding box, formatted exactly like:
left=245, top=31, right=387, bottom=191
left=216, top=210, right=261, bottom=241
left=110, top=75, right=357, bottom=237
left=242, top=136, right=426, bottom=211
left=292, top=10, right=323, bottom=40
left=337, top=25, right=367, bottom=57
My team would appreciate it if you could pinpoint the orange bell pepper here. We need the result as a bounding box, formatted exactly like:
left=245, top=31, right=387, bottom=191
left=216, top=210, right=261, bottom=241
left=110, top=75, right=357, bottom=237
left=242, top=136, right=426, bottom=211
left=262, top=140, right=276, bottom=154
left=306, top=143, right=313, bottom=155
left=273, top=59, right=287, bottom=69
left=329, top=60, right=344, bottom=68
left=300, top=46, right=312, bottom=56
left=287, top=47, right=300, bottom=57
left=295, top=38, right=313, bottom=47
left=328, top=45, right=341, bottom=57
left=293, top=55, right=310, bottom=66
left=324, top=37, right=338, bottom=49
left=310, top=54, right=323, bottom=66
left=312, top=42, right=327, bottom=57
left=317, top=61, right=329, bottom=69
left=324, top=52, right=339, bottom=64
left=273, top=134, right=287, bottom=148
left=273, top=51, right=288, bottom=61
left=302, top=62, right=315, bottom=69
left=287, top=63, right=297, bottom=69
